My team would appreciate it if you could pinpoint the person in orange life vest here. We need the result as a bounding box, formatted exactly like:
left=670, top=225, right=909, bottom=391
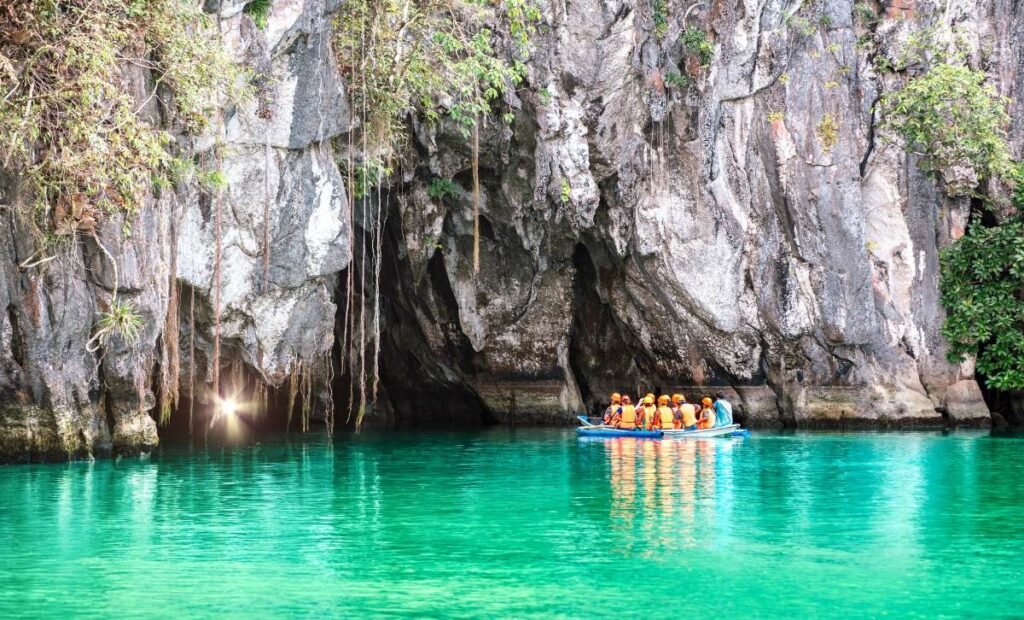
left=603, top=393, right=622, bottom=425
left=677, top=396, right=698, bottom=430
left=697, top=397, right=717, bottom=429
left=615, top=395, right=637, bottom=429
left=639, top=395, right=657, bottom=430
left=670, top=393, right=685, bottom=429
left=653, top=395, right=675, bottom=429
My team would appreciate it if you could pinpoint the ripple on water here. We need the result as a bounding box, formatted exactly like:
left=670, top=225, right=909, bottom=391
left=0, top=429, right=1023, bottom=617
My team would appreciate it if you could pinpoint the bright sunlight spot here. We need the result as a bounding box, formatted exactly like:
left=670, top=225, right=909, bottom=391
left=220, top=398, right=238, bottom=417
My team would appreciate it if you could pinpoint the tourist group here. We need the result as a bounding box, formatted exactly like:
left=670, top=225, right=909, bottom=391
left=603, top=392, right=733, bottom=431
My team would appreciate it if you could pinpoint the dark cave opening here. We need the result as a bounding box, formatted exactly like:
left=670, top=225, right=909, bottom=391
left=333, top=191, right=496, bottom=429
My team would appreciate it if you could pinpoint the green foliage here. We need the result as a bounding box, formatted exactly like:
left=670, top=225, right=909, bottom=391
left=0, top=0, right=247, bottom=230
left=778, top=72, right=790, bottom=85
left=244, top=0, right=272, bottom=30
left=819, top=15, right=833, bottom=28
left=538, top=88, right=553, bottom=105
left=881, top=63, right=1012, bottom=185
left=767, top=110, right=785, bottom=123
left=816, top=114, right=839, bottom=150
left=681, top=28, right=714, bottom=67
left=428, top=178, right=458, bottom=200
left=652, top=0, right=669, bottom=39
left=789, top=16, right=817, bottom=37
left=353, top=159, right=392, bottom=200
left=853, top=2, right=878, bottom=25
left=940, top=216, right=1024, bottom=390
left=664, top=71, right=689, bottom=89
left=95, top=299, right=145, bottom=348
left=560, top=178, right=571, bottom=204
left=198, top=170, right=228, bottom=192
left=335, top=0, right=540, bottom=168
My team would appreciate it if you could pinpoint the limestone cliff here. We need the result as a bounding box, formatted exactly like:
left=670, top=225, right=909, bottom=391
left=2, top=0, right=1018, bottom=460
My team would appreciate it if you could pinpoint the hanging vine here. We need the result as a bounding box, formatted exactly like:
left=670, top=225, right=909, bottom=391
left=334, top=0, right=539, bottom=430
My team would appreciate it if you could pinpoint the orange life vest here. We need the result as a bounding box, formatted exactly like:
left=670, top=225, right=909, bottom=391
left=679, top=403, right=697, bottom=428
left=640, top=405, right=657, bottom=429
left=618, top=405, right=637, bottom=429
left=698, top=409, right=716, bottom=429
left=656, top=405, right=674, bottom=429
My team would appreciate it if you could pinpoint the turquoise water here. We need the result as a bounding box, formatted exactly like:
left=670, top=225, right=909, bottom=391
left=2, top=429, right=1023, bottom=618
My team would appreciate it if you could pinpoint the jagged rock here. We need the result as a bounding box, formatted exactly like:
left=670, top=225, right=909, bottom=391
left=6, top=0, right=1021, bottom=460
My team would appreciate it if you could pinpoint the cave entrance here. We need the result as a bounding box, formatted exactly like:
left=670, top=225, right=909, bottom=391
left=328, top=189, right=496, bottom=430
left=156, top=358, right=323, bottom=445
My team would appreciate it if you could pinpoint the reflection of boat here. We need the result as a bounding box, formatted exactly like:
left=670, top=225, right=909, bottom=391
left=577, top=427, right=663, bottom=438
left=662, top=424, right=742, bottom=438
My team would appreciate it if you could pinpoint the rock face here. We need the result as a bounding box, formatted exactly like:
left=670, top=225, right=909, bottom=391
left=3, top=0, right=1019, bottom=460
left=380, top=0, right=1016, bottom=429
left=0, top=0, right=349, bottom=461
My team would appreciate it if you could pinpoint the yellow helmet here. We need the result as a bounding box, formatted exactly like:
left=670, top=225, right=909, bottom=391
left=644, top=395, right=655, bottom=405
left=702, top=397, right=713, bottom=406
left=611, top=392, right=621, bottom=403
left=671, top=393, right=684, bottom=404
left=657, top=395, right=669, bottom=405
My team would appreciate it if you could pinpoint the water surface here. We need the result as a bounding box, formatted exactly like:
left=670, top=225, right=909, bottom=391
left=1, top=429, right=1022, bottom=617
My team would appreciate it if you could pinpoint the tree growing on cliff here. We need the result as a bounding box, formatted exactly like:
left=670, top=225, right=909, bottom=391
left=880, top=63, right=1011, bottom=195
left=940, top=165, right=1024, bottom=391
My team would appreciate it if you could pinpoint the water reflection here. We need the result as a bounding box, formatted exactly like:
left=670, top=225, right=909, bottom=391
left=606, top=438, right=720, bottom=554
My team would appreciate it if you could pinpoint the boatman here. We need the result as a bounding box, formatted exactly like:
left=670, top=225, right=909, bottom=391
left=713, top=392, right=733, bottom=427
left=603, top=393, right=622, bottom=425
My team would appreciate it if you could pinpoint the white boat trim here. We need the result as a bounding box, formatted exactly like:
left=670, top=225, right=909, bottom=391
left=662, top=424, right=741, bottom=438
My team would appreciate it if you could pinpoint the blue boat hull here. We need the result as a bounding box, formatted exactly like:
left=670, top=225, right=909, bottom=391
left=576, top=427, right=663, bottom=438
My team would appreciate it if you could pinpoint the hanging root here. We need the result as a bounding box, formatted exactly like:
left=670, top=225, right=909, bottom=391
left=287, top=361, right=301, bottom=431
left=158, top=216, right=181, bottom=427
left=472, top=121, right=480, bottom=274
left=188, top=285, right=196, bottom=435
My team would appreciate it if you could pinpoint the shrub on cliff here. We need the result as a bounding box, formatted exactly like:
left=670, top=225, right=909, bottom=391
left=0, top=0, right=247, bottom=226
left=881, top=63, right=1012, bottom=195
left=940, top=209, right=1024, bottom=390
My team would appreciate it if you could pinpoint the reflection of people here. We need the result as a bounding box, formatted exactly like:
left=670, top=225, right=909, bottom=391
left=713, top=392, right=733, bottom=427
left=697, top=397, right=717, bottom=429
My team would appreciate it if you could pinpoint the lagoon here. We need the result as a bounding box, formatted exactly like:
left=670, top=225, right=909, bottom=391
left=1, top=430, right=1022, bottom=618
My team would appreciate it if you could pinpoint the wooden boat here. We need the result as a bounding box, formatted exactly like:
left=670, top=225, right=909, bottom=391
left=662, top=424, right=742, bottom=438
